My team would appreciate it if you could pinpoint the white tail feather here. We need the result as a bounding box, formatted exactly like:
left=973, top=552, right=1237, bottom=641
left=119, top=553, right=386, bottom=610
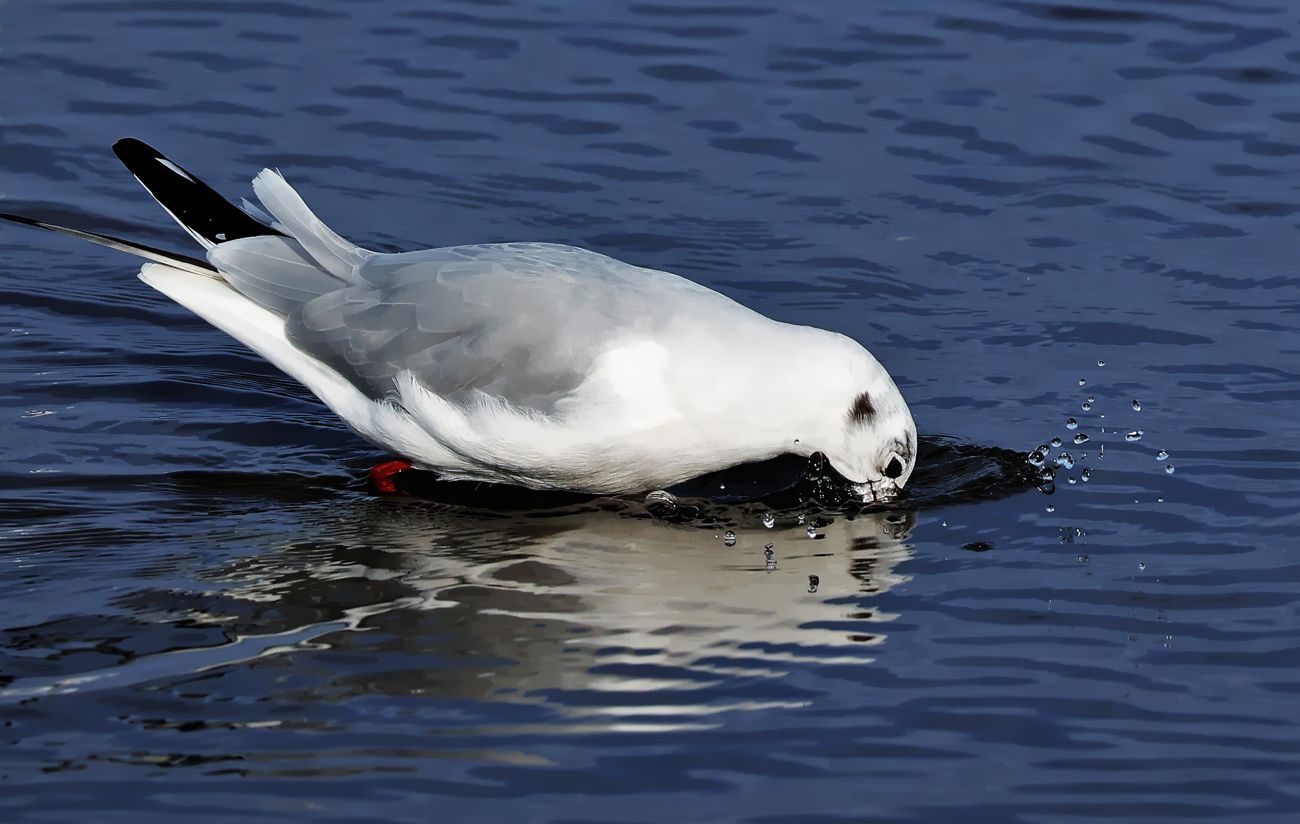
left=251, top=170, right=373, bottom=281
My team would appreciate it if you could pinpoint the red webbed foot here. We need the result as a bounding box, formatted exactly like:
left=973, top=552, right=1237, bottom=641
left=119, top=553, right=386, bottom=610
left=369, top=458, right=413, bottom=494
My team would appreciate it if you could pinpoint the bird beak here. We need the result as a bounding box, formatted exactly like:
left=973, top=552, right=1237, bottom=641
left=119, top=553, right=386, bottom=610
left=852, top=480, right=898, bottom=505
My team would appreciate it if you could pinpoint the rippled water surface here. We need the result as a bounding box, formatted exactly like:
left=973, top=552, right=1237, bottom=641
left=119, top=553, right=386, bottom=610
left=3, top=0, right=1300, bottom=820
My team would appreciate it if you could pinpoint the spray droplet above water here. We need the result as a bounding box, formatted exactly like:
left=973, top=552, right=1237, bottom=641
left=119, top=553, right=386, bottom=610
left=1046, top=505, right=1056, bottom=512
left=1165, top=464, right=1175, bottom=474
left=806, top=525, right=818, bottom=539
left=1126, top=430, right=1143, bottom=442
left=1081, top=401, right=1092, bottom=411
left=762, top=513, right=775, bottom=529
left=1073, top=433, right=1089, bottom=445
left=1066, top=418, right=1078, bottom=430
left=723, top=530, right=736, bottom=547
left=1131, top=399, right=1142, bottom=411
left=1081, top=468, right=1092, bottom=482
left=1055, top=452, right=1075, bottom=469
left=1050, top=437, right=1062, bottom=448
left=1097, top=360, right=1106, bottom=367
left=807, top=574, right=819, bottom=593
left=1156, top=449, right=1169, bottom=460
left=1078, top=378, right=1086, bottom=386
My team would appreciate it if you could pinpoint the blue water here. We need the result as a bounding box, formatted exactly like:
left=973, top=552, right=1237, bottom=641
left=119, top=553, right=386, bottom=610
left=3, top=0, right=1300, bottom=821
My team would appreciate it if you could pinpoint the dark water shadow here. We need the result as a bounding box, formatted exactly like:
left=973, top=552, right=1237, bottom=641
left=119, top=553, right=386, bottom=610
left=385, top=435, right=1039, bottom=522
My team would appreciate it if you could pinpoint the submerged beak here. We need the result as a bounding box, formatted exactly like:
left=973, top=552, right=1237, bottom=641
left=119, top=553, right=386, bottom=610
left=852, top=479, right=899, bottom=505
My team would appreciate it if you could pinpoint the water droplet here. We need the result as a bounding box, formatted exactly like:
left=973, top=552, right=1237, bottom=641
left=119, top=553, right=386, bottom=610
left=1040, top=466, right=1056, bottom=481
left=764, top=543, right=775, bottom=557
left=723, top=530, right=736, bottom=547
left=1065, top=418, right=1078, bottom=430
left=1097, top=360, right=1106, bottom=367
left=762, top=513, right=775, bottom=529
left=1078, top=554, right=1089, bottom=563
left=1050, top=437, right=1062, bottom=448
left=1165, top=464, right=1175, bottom=474
left=1081, top=468, right=1092, bottom=482
left=1078, top=378, right=1086, bottom=386
left=797, top=513, right=806, bottom=525
left=1125, top=430, right=1142, bottom=442
left=1046, top=505, right=1056, bottom=512
left=1138, top=562, right=1147, bottom=572
left=1099, top=444, right=1105, bottom=459
left=1073, top=433, right=1089, bottom=445
left=807, top=574, right=820, bottom=593
left=719, top=483, right=726, bottom=491
left=1131, top=399, right=1142, bottom=411
left=1067, top=476, right=1077, bottom=484
left=1055, top=452, right=1075, bottom=469
left=806, top=525, right=818, bottom=539
left=1087, top=396, right=1095, bottom=404
left=941, top=520, right=948, bottom=527
left=1081, top=401, right=1092, bottom=411
left=1028, top=449, right=1046, bottom=467
left=644, top=490, right=678, bottom=512
left=1156, top=449, right=1169, bottom=460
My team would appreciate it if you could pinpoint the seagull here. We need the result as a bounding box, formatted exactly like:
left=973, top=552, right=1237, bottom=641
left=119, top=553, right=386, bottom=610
left=1, top=139, right=917, bottom=501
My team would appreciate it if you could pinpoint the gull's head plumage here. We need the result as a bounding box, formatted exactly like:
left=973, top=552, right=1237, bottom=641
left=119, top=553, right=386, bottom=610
left=807, top=339, right=917, bottom=504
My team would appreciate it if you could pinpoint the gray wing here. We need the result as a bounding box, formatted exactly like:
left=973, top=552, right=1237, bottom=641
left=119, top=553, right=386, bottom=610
left=270, top=242, right=732, bottom=410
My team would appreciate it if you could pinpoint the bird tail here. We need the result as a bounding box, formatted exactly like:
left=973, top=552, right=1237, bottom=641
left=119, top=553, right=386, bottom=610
left=0, top=210, right=219, bottom=278
left=111, top=137, right=284, bottom=249
left=0, top=137, right=285, bottom=278
left=116, top=136, right=374, bottom=280
left=250, top=169, right=373, bottom=280
left=2, top=139, right=376, bottom=313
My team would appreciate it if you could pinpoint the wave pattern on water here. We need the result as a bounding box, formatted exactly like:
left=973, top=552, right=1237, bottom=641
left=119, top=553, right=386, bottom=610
left=2, top=0, right=1300, bottom=820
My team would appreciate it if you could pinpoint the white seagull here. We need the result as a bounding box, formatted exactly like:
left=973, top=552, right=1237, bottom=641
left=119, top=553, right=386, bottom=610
left=1, top=140, right=916, bottom=501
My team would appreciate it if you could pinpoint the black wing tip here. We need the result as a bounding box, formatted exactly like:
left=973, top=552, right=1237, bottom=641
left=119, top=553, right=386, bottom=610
left=0, top=208, right=217, bottom=275
left=110, top=137, right=283, bottom=245
left=112, top=137, right=160, bottom=160
left=111, top=137, right=167, bottom=171
left=0, top=211, right=44, bottom=228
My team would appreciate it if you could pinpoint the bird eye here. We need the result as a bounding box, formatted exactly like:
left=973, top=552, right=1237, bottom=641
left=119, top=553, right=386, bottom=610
left=884, top=455, right=904, bottom=479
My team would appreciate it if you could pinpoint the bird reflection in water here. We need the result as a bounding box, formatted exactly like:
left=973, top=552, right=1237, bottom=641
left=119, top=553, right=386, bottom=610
left=0, top=437, right=1031, bottom=739
left=200, top=498, right=918, bottom=732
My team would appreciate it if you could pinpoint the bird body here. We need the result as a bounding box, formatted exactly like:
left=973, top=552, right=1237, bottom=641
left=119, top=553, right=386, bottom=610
left=2, top=140, right=917, bottom=500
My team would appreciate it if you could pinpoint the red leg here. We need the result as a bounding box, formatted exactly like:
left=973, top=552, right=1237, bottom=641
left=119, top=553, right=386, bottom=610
left=369, top=458, right=413, bottom=494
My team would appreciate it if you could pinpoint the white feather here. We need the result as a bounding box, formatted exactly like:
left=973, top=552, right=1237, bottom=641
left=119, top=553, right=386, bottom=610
left=136, top=263, right=463, bottom=470
left=250, top=170, right=373, bottom=280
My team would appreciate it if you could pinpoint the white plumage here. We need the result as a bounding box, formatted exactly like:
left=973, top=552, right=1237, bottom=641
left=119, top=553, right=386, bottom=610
left=4, top=142, right=919, bottom=500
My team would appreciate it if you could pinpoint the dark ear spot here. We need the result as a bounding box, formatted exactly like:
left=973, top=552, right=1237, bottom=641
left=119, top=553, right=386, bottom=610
left=884, top=456, right=904, bottom=479
left=847, top=391, right=876, bottom=424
